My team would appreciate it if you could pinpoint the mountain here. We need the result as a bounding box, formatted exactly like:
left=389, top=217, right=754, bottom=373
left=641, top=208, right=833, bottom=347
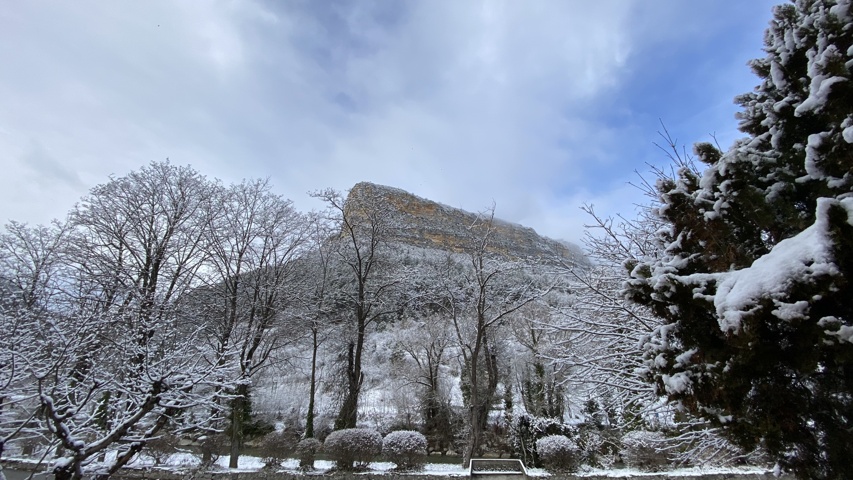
left=346, top=182, right=587, bottom=266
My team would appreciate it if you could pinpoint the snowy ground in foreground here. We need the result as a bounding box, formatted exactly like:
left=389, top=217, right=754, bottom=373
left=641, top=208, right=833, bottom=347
left=105, top=452, right=482, bottom=475
left=7, top=452, right=772, bottom=478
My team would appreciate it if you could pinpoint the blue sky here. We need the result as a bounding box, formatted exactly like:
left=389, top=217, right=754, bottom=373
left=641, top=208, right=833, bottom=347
left=0, top=0, right=779, bottom=245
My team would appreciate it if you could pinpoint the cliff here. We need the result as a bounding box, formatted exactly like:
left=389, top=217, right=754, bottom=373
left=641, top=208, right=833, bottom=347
left=346, top=182, right=587, bottom=266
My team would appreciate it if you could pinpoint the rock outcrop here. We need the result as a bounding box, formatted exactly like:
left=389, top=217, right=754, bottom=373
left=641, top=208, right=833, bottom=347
left=345, top=182, right=586, bottom=266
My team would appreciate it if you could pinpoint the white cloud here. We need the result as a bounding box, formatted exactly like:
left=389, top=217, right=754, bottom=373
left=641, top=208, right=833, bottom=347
left=0, top=0, right=778, bottom=246
left=261, top=0, right=643, bottom=222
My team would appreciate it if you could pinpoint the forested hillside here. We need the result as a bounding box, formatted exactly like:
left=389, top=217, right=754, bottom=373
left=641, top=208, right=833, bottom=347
left=0, top=167, right=654, bottom=476
left=0, top=159, right=755, bottom=477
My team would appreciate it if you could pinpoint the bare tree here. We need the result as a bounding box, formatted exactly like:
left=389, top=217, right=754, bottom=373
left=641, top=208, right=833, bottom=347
left=292, top=213, right=342, bottom=438
left=2, top=162, right=237, bottom=480
left=0, top=221, right=70, bottom=311
left=312, top=186, right=401, bottom=430
left=549, top=182, right=750, bottom=466
left=195, top=179, right=309, bottom=468
left=0, top=220, right=71, bottom=479
left=510, top=302, right=566, bottom=420
left=438, top=207, right=555, bottom=466
left=545, top=204, right=662, bottom=419
left=391, top=312, right=457, bottom=452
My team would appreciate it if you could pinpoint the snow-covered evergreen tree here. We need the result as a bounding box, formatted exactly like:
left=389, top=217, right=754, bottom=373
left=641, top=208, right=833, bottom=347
left=627, top=1, right=852, bottom=478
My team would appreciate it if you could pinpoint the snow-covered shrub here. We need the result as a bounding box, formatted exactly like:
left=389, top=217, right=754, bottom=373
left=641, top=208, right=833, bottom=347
left=145, top=434, right=180, bottom=466
left=382, top=430, right=427, bottom=470
left=295, top=438, right=322, bottom=470
left=620, top=430, right=668, bottom=471
left=535, top=435, right=580, bottom=473
left=324, top=428, right=383, bottom=470
left=258, top=432, right=291, bottom=468
left=509, top=413, right=578, bottom=467
left=576, top=428, right=620, bottom=468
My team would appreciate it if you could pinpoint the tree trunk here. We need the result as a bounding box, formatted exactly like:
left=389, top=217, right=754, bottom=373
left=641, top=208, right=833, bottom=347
left=464, top=336, right=499, bottom=467
left=229, top=384, right=248, bottom=469
left=335, top=390, right=358, bottom=430
left=305, top=329, right=318, bottom=438
left=335, top=342, right=361, bottom=429
left=336, top=296, right=367, bottom=430
left=202, top=448, right=212, bottom=466
left=463, top=343, right=481, bottom=467
left=464, top=405, right=481, bottom=467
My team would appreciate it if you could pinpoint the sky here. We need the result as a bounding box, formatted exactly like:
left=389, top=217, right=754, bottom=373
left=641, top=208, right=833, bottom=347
left=0, top=0, right=780, bottom=246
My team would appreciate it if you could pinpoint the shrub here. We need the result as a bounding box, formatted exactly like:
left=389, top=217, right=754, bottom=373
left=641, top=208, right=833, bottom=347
left=324, top=428, right=382, bottom=471
left=382, top=430, right=427, bottom=471
left=257, top=432, right=291, bottom=468
left=620, top=430, right=668, bottom=471
left=295, top=438, right=322, bottom=470
left=577, top=427, right=620, bottom=469
left=577, top=428, right=603, bottom=467
left=509, top=413, right=578, bottom=467
left=18, top=436, right=43, bottom=457
left=146, top=433, right=180, bottom=466
left=536, top=435, right=580, bottom=473
left=197, top=434, right=227, bottom=469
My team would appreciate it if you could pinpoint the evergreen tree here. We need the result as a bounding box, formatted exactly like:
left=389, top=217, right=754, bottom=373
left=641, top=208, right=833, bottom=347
left=627, top=1, right=853, bottom=478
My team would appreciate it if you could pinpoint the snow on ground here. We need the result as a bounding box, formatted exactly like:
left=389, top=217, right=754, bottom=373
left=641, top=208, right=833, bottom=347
left=109, top=452, right=769, bottom=477
left=93, top=451, right=474, bottom=475
left=572, top=465, right=769, bottom=478
left=7, top=451, right=771, bottom=478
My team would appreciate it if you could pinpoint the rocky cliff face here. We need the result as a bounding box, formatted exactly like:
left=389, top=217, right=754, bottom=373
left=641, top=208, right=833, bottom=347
left=346, top=182, right=587, bottom=266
